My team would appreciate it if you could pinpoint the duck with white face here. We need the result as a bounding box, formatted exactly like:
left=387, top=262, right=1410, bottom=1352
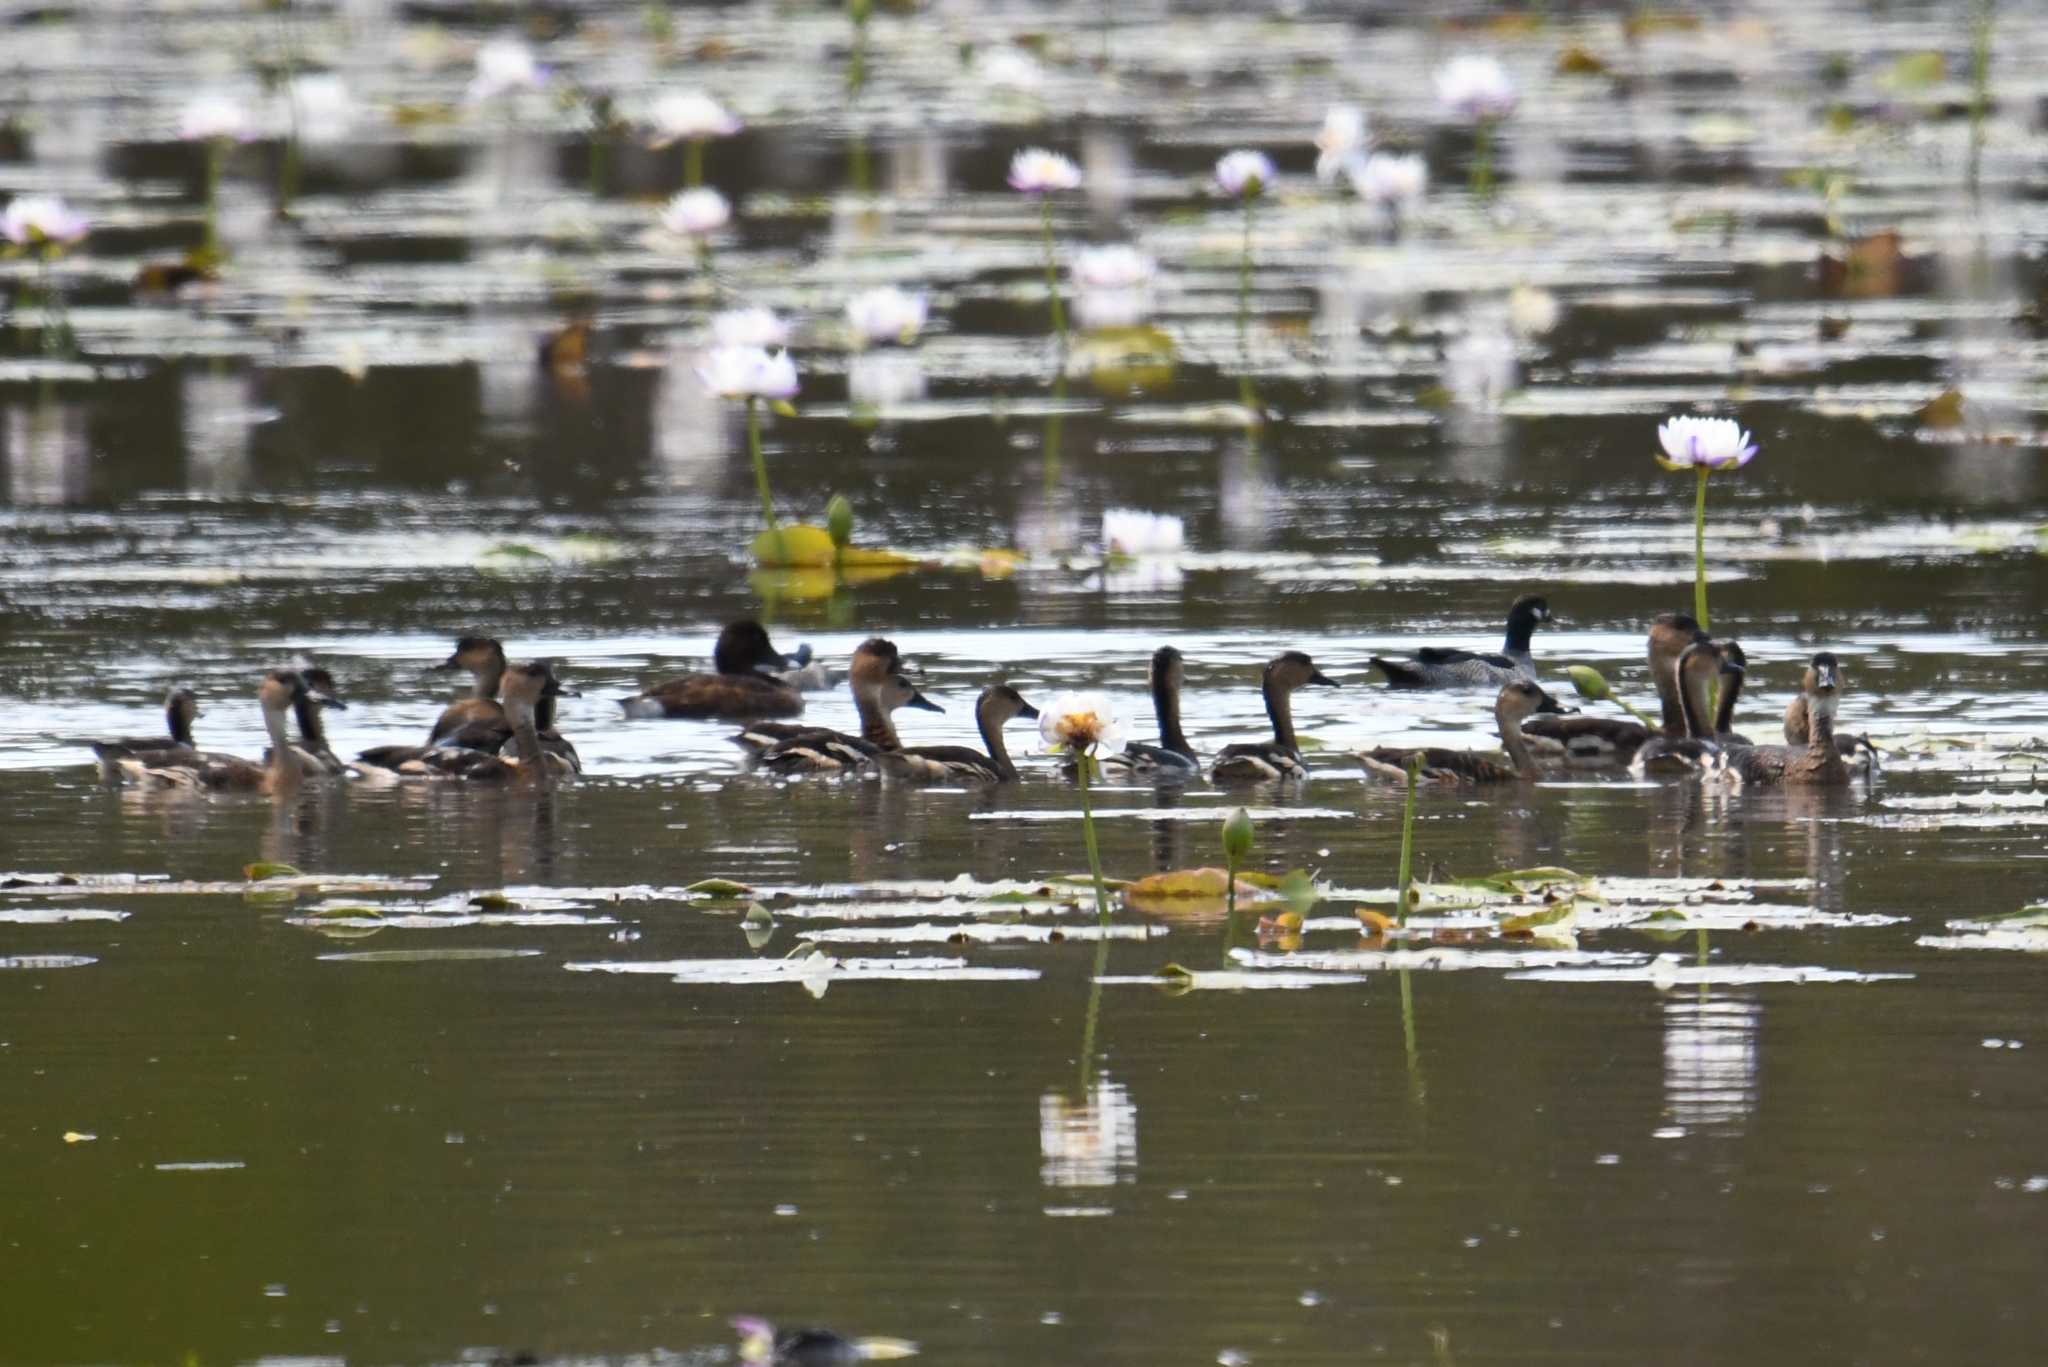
left=1716, top=652, right=1856, bottom=787
left=1361, top=678, right=1572, bottom=783
left=875, top=684, right=1040, bottom=784
left=1369, top=594, right=1553, bottom=690
left=1209, top=651, right=1339, bottom=784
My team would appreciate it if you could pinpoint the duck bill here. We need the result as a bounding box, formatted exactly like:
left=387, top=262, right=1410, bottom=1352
left=1016, top=702, right=1042, bottom=720
left=309, top=691, right=347, bottom=711
left=1536, top=693, right=1571, bottom=715
left=1813, top=662, right=1839, bottom=692
left=1308, top=670, right=1339, bottom=687
left=542, top=680, right=581, bottom=699
left=905, top=690, right=943, bottom=713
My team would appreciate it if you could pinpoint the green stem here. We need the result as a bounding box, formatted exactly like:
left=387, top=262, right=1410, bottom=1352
left=1470, top=118, right=1495, bottom=201
left=1077, top=929, right=1110, bottom=1095
left=203, top=138, right=223, bottom=260
left=1399, top=967, right=1423, bottom=1105
left=684, top=137, right=704, bottom=189
left=275, top=1, right=301, bottom=214
left=1076, top=753, right=1109, bottom=926
left=1968, top=0, right=1992, bottom=196
left=1042, top=371, right=1066, bottom=497
left=746, top=397, right=785, bottom=563
left=1038, top=196, right=1067, bottom=349
left=1220, top=851, right=1239, bottom=966
left=848, top=129, right=871, bottom=198
left=1395, top=752, right=1421, bottom=925
left=848, top=8, right=869, bottom=99
left=1693, top=466, right=1710, bottom=631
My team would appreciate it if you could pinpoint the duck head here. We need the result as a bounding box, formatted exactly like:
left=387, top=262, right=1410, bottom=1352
left=436, top=635, right=506, bottom=675
left=1266, top=651, right=1338, bottom=692
left=714, top=619, right=798, bottom=677
left=873, top=669, right=942, bottom=714
left=297, top=666, right=347, bottom=711
left=1497, top=678, right=1570, bottom=723
left=978, top=684, right=1040, bottom=727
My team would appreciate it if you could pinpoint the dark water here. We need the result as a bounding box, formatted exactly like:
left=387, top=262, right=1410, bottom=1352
left=6, top=1, right=2048, bottom=1363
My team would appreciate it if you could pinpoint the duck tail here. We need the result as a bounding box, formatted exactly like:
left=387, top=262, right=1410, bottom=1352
left=1368, top=656, right=1426, bottom=688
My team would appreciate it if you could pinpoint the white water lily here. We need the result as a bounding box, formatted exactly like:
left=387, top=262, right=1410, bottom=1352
left=1039, top=692, right=1125, bottom=755
left=1349, top=152, right=1428, bottom=210
left=660, top=187, right=731, bottom=236
left=1074, top=287, right=1150, bottom=331
left=1436, top=54, right=1516, bottom=122
left=179, top=93, right=253, bottom=142
left=284, top=74, right=358, bottom=142
left=1071, top=244, right=1155, bottom=292
left=1009, top=147, right=1082, bottom=193
left=467, top=36, right=544, bottom=102
left=845, top=286, right=928, bottom=347
left=696, top=345, right=799, bottom=401
left=1444, top=328, right=1516, bottom=412
left=710, top=306, right=790, bottom=349
left=1314, top=105, right=1370, bottom=184
left=647, top=90, right=741, bottom=144
left=1508, top=284, right=1560, bottom=339
left=1656, top=415, right=1758, bottom=471
left=975, top=48, right=1046, bottom=93
left=1, top=194, right=89, bottom=247
left=1102, top=508, right=1184, bottom=556
left=1214, top=149, right=1275, bottom=199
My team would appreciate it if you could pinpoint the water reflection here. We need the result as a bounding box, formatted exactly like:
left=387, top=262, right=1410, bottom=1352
left=1662, top=995, right=1761, bottom=1134
left=180, top=367, right=258, bottom=494
left=1039, top=1072, right=1138, bottom=1191
left=4, top=399, right=91, bottom=506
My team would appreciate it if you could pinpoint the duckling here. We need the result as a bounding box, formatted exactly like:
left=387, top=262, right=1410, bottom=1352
left=359, top=662, right=579, bottom=782
left=89, top=687, right=203, bottom=780
left=1101, top=645, right=1199, bottom=777
left=1368, top=594, right=1551, bottom=690
left=121, top=670, right=308, bottom=794
left=754, top=666, right=943, bottom=776
left=618, top=620, right=807, bottom=721
left=428, top=635, right=509, bottom=747
left=1630, top=639, right=1724, bottom=776
left=875, top=685, right=1039, bottom=783
left=1717, top=652, right=1853, bottom=786
left=1784, top=670, right=1878, bottom=762
left=1209, top=651, right=1337, bottom=783
left=1361, top=679, right=1569, bottom=783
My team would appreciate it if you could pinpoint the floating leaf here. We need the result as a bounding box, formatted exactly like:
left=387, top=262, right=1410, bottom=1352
left=1555, top=46, right=1609, bottom=76
left=685, top=877, right=754, bottom=896
left=1882, top=50, right=1946, bottom=90
left=1124, top=868, right=1276, bottom=901
left=304, top=904, right=386, bottom=921
left=243, top=862, right=303, bottom=881
left=1916, top=388, right=1966, bottom=429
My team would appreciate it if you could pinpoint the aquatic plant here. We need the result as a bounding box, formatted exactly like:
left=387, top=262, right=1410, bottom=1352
left=3, top=194, right=89, bottom=358
left=1435, top=54, right=1515, bottom=198
left=1349, top=152, right=1426, bottom=233
left=661, top=187, right=731, bottom=269
left=467, top=37, right=545, bottom=104
left=1655, top=415, right=1759, bottom=630
left=1564, top=665, right=1656, bottom=728
left=1221, top=806, right=1254, bottom=956
left=1009, top=148, right=1082, bottom=347
left=1070, top=244, right=1156, bottom=331
left=698, top=345, right=800, bottom=557
left=1215, top=149, right=1273, bottom=421
left=179, top=94, right=251, bottom=262
left=1314, top=105, right=1369, bottom=185
left=1039, top=693, right=1124, bottom=927
left=845, top=286, right=928, bottom=348
left=646, top=90, right=740, bottom=187
left=710, top=306, right=790, bottom=349
left=1101, top=508, right=1184, bottom=558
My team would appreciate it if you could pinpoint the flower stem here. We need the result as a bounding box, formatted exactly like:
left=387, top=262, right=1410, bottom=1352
left=1220, top=849, right=1240, bottom=966
left=1395, top=752, right=1421, bottom=925
left=1693, top=465, right=1710, bottom=631
left=684, top=137, right=704, bottom=189
left=203, top=138, right=223, bottom=261
left=1470, top=117, right=1494, bottom=200
left=746, top=396, right=785, bottom=563
left=1038, top=196, right=1067, bottom=349
left=1076, top=752, right=1109, bottom=927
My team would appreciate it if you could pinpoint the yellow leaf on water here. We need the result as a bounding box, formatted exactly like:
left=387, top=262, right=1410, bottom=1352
left=1916, top=389, right=1966, bottom=430
left=63, top=1131, right=95, bottom=1144
left=243, top=862, right=302, bottom=881
left=1357, top=909, right=1397, bottom=934
left=1125, top=867, right=1273, bottom=900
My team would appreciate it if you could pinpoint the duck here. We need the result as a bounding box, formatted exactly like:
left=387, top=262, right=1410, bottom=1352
left=618, top=620, right=809, bottom=721
left=280, top=666, right=350, bottom=775
left=1360, top=678, right=1569, bottom=783
left=358, top=662, right=579, bottom=782
left=1784, top=667, right=1878, bottom=763
left=1710, top=641, right=1754, bottom=746
left=1368, top=593, right=1552, bottom=689
left=874, top=685, right=1039, bottom=783
left=732, top=1316, right=915, bottom=1367
left=1715, top=652, right=1854, bottom=786
left=1521, top=612, right=1707, bottom=766
left=1100, top=645, right=1200, bottom=777
left=89, top=686, right=203, bottom=780
left=1629, top=638, right=1724, bottom=776
left=1209, top=651, right=1338, bottom=783
left=118, top=670, right=310, bottom=794
left=741, top=638, right=942, bottom=775
left=427, top=635, right=510, bottom=747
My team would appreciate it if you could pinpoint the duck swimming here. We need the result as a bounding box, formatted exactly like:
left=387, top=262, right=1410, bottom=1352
left=1717, top=652, right=1855, bottom=786
left=427, top=635, right=509, bottom=747
left=1710, top=641, right=1753, bottom=746
left=1523, top=612, right=1709, bottom=766
left=1368, top=594, right=1552, bottom=690
left=875, top=685, right=1039, bottom=783
left=280, top=667, right=349, bottom=775
left=118, top=670, right=309, bottom=794
left=1630, top=638, right=1723, bottom=776
left=359, top=662, right=579, bottom=782
left=1784, top=666, right=1878, bottom=762
left=732, top=1316, right=917, bottom=1367
left=90, top=686, right=203, bottom=781
left=1209, top=651, right=1337, bottom=783
left=1360, top=678, right=1569, bottom=783
left=618, top=620, right=808, bottom=721
left=1100, top=645, right=1199, bottom=777
left=742, top=638, right=942, bottom=775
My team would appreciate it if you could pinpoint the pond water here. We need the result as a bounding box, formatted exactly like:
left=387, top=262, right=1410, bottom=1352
left=5, top=1, right=2048, bottom=1363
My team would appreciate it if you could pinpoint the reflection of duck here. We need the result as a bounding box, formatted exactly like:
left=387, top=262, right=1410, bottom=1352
left=876, top=685, right=1038, bottom=783
left=1210, top=652, right=1337, bottom=783
left=1716, top=653, right=1854, bottom=786
left=120, top=671, right=309, bottom=794
left=732, top=1315, right=915, bottom=1367
left=1102, top=645, right=1199, bottom=777
left=618, top=620, right=809, bottom=720
left=1631, top=640, right=1723, bottom=776
left=1522, top=612, right=1707, bottom=764
left=359, top=662, right=579, bottom=782
left=1361, top=679, right=1567, bottom=782
left=1368, top=594, right=1550, bottom=689
left=740, top=638, right=941, bottom=775
left=90, top=687, right=203, bottom=781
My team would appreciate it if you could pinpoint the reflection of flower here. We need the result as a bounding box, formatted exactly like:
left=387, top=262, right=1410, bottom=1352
left=660, top=187, right=731, bottom=236
left=1039, top=1077, right=1138, bottom=1188
left=845, top=286, right=928, bottom=347
left=1508, top=284, right=1559, bottom=339
left=1656, top=415, right=1758, bottom=471
left=1102, top=507, right=1184, bottom=556
left=284, top=74, right=358, bottom=143
left=1443, top=326, right=1516, bottom=411
left=697, top=345, right=799, bottom=400
left=1009, top=147, right=1082, bottom=193
left=179, top=94, right=253, bottom=142
left=1314, top=105, right=1369, bottom=184
left=848, top=351, right=925, bottom=408
left=1349, top=152, right=1427, bottom=211
left=711, top=306, right=790, bottom=349
left=1436, top=54, right=1516, bottom=122
left=1214, top=149, right=1275, bottom=199
left=1075, top=289, right=1148, bottom=331
left=467, top=36, right=545, bottom=102
left=647, top=90, right=741, bottom=143
left=1039, top=693, right=1124, bottom=755
left=1071, top=245, right=1155, bottom=291
left=975, top=48, right=1046, bottom=93
left=1662, top=997, right=1759, bottom=1131
left=2, top=195, right=89, bottom=248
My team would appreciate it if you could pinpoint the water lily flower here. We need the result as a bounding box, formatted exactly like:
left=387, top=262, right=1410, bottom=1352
left=1349, top=151, right=1428, bottom=210
left=179, top=93, right=253, bottom=142
left=845, top=286, right=928, bottom=347
left=710, top=306, right=790, bottom=349
left=1074, top=288, right=1150, bottom=331
left=2, top=194, right=89, bottom=248
left=1314, top=105, right=1370, bottom=184
left=1009, top=147, right=1082, bottom=194
left=1214, top=149, right=1276, bottom=199
left=1102, top=508, right=1185, bottom=557
left=660, top=187, right=731, bottom=237
left=467, top=36, right=544, bottom=103
left=696, top=345, right=799, bottom=401
left=1508, top=284, right=1559, bottom=339
left=1436, top=54, right=1517, bottom=122
left=1071, top=244, right=1155, bottom=292
left=976, top=48, right=1046, bottom=93
left=1039, top=692, right=1125, bottom=756
left=1443, top=327, right=1516, bottom=412
left=284, top=74, right=358, bottom=143
left=647, top=90, right=741, bottom=144
left=1656, top=415, right=1758, bottom=471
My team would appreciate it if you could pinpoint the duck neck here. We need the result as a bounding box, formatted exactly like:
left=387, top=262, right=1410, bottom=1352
left=505, top=700, right=548, bottom=773
left=1806, top=695, right=1837, bottom=758
left=534, top=691, right=557, bottom=734
left=977, top=705, right=1019, bottom=782
left=1653, top=657, right=1686, bottom=735
left=293, top=695, right=328, bottom=750
left=1503, top=610, right=1538, bottom=658
left=263, top=705, right=301, bottom=788
left=1263, top=677, right=1298, bottom=754
left=1497, top=704, right=1538, bottom=776
left=475, top=659, right=505, bottom=701
left=1714, top=671, right=1742, bottom=737
left=168, top=702, right=194, bottom=746
left=1677, top=663, right=1713, bottom=742
left=856, top=688, right=902, bottom=750
left=1153, top=672, right=1193, bottom=758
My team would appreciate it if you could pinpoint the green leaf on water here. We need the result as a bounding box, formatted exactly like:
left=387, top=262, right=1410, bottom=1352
left=243, top=862, right=302, bottom=881
left=1500, top=901, right=1578, bottom=934
left=306, top=904, right=385, bottom=921
left=1154, top=962, right=1198, bottom=981
left=469, top=892, right=514, bottom=910
left=686, top=878, right=754, bottom=896
left=1882, top=50, right=1946, bottom=90
left=1643, top=908, right=1687, bottom=922
left=1451, top=866, right=1588, bottom=895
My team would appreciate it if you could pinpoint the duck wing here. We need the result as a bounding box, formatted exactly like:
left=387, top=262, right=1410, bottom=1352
left=877, top=745, right=1003, bottom=783
left=1102, top=741, right=1200, bottom=775
left=620, top=671, right=802, bottom=721
left=1209, top=742, right=1307, bottom=783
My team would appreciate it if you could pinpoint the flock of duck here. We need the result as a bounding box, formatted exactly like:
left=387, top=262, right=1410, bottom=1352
left=83, top=595, right=1871, bottom=794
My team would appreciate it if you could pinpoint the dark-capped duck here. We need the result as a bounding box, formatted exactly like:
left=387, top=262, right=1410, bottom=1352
left=1361, top=678, right=1569, bottom=783
left=119, top=670, right=308, bottom=794
left=428, top=635, right=509, bottom=747
left=1717, top=652, right=1854, bottom=786
left=1209, top=651, right=1337, bottom=783
left=1101, top=645, right=1199, bottom=777
left=1630, top=639, right=1723, bottom=776
left=90, top=686, right=203, bottom=780
left=618, top=620, right=807, bottom=721
left=752, top=661, right=943, bottom=776
left=359, top=662, right=579, bottom=782
left=1711, top=640, right=1753, bottom=746
left=876, top=685, right=1039, bottom=784
left=1368, top=594, right=1552, bottom=690
left=279, top=667, right=349, bottom=775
